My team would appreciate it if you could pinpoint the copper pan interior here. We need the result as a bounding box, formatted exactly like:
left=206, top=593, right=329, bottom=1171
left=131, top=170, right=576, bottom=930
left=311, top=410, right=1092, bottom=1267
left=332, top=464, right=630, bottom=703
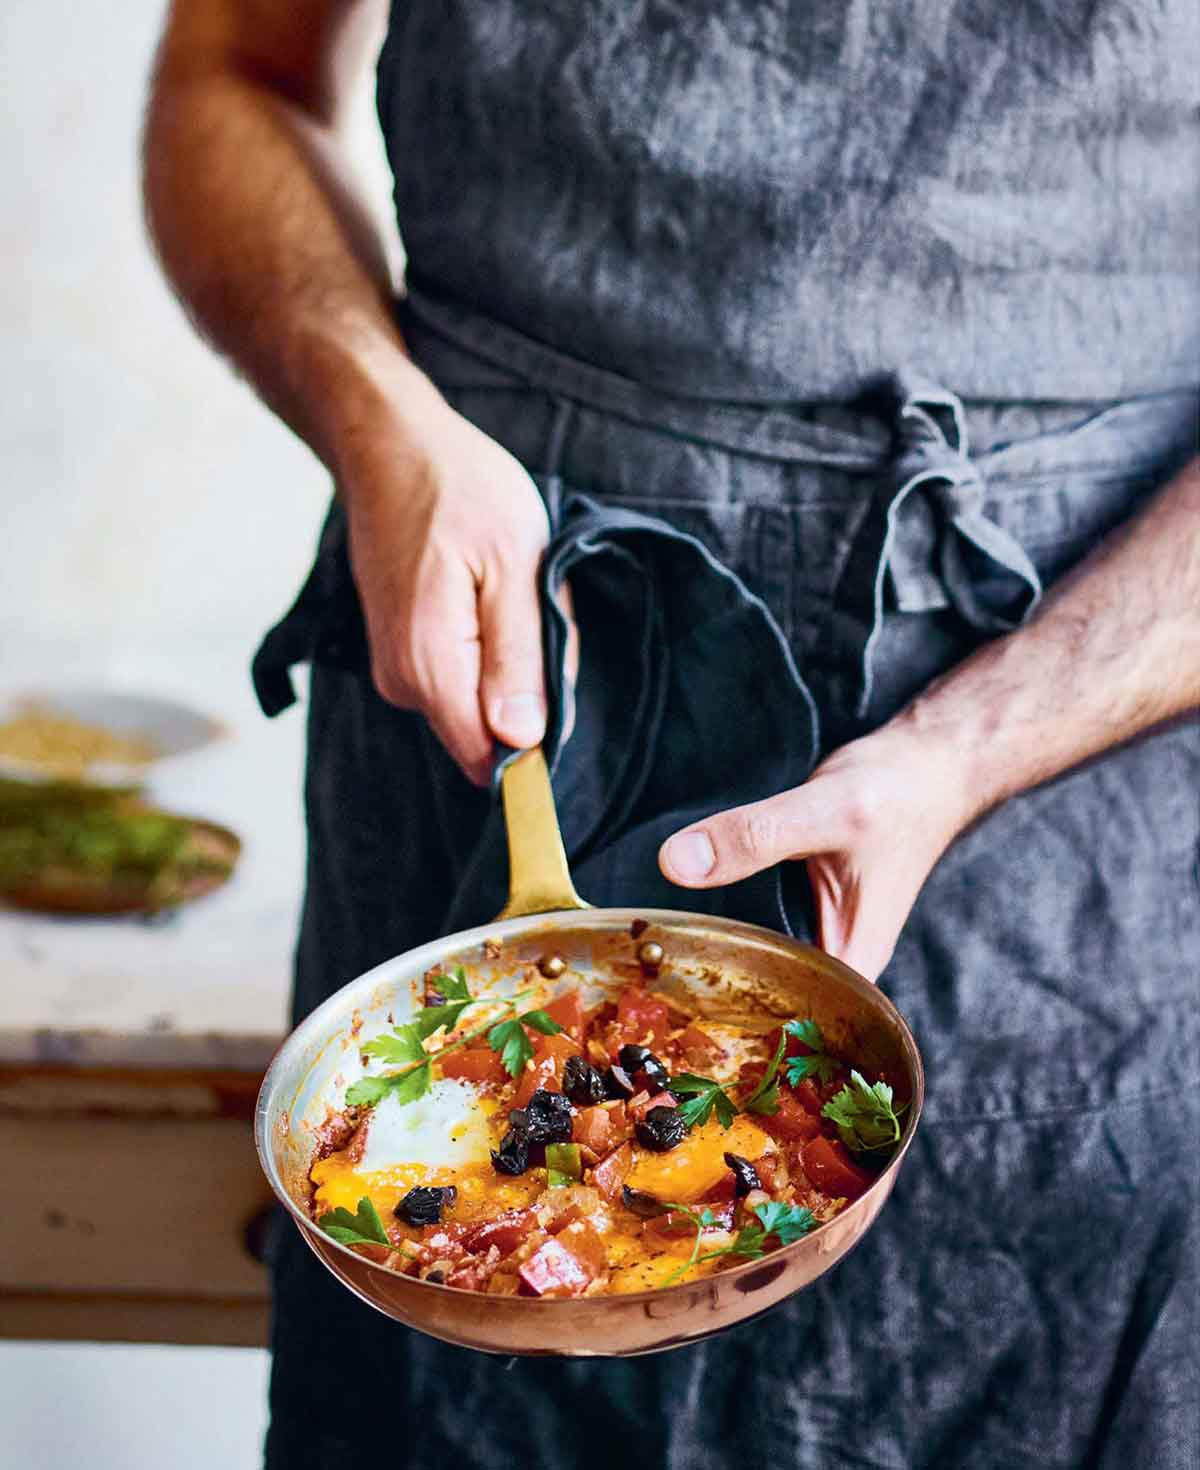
left=257, top=905, right=923, bottom=1356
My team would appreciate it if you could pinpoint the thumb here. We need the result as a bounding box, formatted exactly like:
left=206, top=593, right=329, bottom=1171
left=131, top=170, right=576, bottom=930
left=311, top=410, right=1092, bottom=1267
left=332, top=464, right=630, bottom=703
left=659, top=783, right=855, bottom=888
left=477, top=556, right=548, bottom=750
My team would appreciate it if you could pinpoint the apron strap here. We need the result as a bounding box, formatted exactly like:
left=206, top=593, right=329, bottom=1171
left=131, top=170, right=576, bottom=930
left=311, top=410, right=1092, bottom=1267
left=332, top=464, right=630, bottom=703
left=827, top=376, right=1043, bottom=724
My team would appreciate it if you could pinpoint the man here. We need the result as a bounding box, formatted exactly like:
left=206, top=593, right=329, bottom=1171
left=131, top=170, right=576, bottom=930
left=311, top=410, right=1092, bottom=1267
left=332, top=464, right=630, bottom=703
left=144, top=2, right=1199, bottom=1465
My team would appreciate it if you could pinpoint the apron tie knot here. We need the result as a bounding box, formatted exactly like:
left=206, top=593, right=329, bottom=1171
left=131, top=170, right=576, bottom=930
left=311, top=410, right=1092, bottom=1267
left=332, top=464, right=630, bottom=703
left=927, top=472, right=984, bottom=520
left=827, top=376, right=1044, bottom=724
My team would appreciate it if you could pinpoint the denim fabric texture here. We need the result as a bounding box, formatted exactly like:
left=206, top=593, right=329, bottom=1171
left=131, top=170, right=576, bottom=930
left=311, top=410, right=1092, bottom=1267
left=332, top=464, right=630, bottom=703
left=257, top=304, right=1199, bottom=1469
left=374, top=2, right=1200, bottom=401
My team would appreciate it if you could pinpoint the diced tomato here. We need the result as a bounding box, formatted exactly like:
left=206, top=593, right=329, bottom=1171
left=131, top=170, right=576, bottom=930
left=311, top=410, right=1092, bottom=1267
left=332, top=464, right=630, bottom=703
left=591, top=1142, right=633, bottom=1201
left=573, top=1102, right=627, bottom=1157
left=438, top=1047, right=507, bottom=1085
left=546, top=1205, right=583, bottom=1235
left=616, top=987, right=671, bottom=1048
left=557, top=1217, right=607, bottom=1274
left=800, top=1137, right=875, bottom=1200
left=460, top=1208, right=541, bottom=1258
left=517, top=1235, right=597, bottom=1297
left=542, top=1031, right=583, bottom=1063
left=645, top=1200, right=734, bottom=1241
left=352, top=1242, right=394, bottom=1265
left=543, top=991, right=586, bottom=1042
left=676, top=1024, right=723, bottom=1069
left=757, top=1092, right=822, bottom=1145
left=790, top=1077, right=826, bottom=1115
left=512, top=1032, right=582, bottom=1108
left=701, top=1172, right=737, bottom=1207
left=627, top=1089, right=677, bottom=1125
left=512, top=1053, right=559, bottom=1108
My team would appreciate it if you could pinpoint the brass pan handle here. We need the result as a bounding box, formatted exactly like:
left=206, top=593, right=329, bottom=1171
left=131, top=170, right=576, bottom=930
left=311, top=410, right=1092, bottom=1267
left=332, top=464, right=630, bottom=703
left=495, top=747, right=590, bottom=920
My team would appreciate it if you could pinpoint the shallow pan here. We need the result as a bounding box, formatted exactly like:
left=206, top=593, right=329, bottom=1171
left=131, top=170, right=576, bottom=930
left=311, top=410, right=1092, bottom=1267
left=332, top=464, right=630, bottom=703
left=255, top=749, right=923, bottom=1356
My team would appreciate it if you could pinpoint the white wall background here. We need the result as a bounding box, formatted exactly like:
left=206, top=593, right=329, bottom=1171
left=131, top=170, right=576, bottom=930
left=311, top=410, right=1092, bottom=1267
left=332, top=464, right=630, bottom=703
left=0, top=3, right=396, bottom=1465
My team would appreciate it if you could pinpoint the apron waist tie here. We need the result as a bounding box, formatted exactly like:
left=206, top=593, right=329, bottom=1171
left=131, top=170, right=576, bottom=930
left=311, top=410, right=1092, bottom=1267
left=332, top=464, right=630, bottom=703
left=831, top=375, right=1043, bottom=723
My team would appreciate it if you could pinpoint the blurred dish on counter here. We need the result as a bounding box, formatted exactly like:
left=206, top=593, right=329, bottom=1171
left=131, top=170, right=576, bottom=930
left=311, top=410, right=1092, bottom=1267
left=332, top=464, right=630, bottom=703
left=0, top=688, right=224, bottom=787
left=0, top=780, right=240, bottom=914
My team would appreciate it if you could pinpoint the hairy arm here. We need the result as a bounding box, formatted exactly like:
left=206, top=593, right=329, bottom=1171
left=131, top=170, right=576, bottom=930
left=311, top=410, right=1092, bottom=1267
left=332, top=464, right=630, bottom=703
left=144, top=0, right=556, bottom=782
left=662, top=454, right=1200, bottom=979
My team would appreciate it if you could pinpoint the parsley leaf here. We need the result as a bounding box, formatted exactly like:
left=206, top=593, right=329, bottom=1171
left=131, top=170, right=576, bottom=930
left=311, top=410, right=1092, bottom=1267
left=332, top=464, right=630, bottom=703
left=520, top=1010, right=563, bottom=1037
left=782, top=1018, right=840, bottom=1085
left=412, top=999, right=473, bottom=1040
left=742, top=1031, right=787, bottom=1116
left=317, top=1196, right=391, bottom=1248
left=345, top=1058, right=432, bottom=1109
left=488, top=1018, right=531, bottom=1077
left=487, top=1010, right=562, bottom=1078
left=668, top=1073, right=738, bottom=1129
left=697, top=1200, right=818, bottom=1268
left=753, top=1199, right=817, bottom=1244
left=361, top=1025, right=426, bottom=1066
left=343, top=1075, right=393, bottom=1107
left=821, top=1069, right=904, bottom=1152
left=389, top=1060, right=433, bottom=1105
left=433, top=965, right=471, bottom=1002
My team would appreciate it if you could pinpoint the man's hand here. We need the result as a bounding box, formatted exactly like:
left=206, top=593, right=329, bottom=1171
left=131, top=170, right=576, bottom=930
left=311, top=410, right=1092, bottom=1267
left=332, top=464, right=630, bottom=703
left=144, top=0, right=563, bottom=786
left=342, top=386, right=551, bottom=786
left=659, top=722, right=972, bottom=981
left=661, top=455, right=1200, bottom=981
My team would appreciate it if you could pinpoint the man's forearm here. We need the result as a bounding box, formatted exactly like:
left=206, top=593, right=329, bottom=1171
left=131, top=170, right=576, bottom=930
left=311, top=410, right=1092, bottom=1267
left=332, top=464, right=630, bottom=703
left=143, top=0, right=436, bottom=482
left=902, top=454, right=1200, bottom=819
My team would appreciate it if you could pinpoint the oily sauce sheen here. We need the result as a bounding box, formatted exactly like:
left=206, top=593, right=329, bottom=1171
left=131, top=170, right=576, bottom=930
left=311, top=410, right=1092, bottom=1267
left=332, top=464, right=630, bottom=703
left=307, top=965, right=885, bottom=1297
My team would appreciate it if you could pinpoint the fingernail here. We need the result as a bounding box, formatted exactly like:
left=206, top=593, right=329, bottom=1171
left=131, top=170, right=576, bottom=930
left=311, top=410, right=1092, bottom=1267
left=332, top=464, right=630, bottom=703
left=665, top=831, right=716, bottom=882
left=492, top=692, right=546, bottom=748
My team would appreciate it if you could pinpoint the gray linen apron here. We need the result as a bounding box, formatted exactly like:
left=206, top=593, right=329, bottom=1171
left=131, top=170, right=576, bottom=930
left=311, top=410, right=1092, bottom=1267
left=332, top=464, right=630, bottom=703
left=255, top=297, right=1199, bottom=1469
left=253, top=5, right=1199, bottom=1463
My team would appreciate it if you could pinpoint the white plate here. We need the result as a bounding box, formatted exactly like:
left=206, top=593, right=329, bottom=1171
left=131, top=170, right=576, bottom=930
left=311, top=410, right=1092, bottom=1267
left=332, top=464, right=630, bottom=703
left=0, top=687, right=224, bottom=787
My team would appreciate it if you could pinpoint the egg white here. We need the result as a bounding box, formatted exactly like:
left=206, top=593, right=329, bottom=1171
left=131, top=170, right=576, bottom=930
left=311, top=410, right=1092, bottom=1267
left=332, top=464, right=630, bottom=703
left=357, top=1078, right=493, bottom=1172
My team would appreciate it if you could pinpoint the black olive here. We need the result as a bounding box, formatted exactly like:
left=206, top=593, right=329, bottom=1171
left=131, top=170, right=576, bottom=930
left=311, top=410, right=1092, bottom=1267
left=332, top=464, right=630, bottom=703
left=635, top=1106, right=688, bottom=1152
left=723, top=1153, right=762, bottom=1198
left=563, top=1055, right=607, bottom=1106
left=394, top=1185, right=458, bottom=1227
left=423, top=1268, right=447, bottom=1285
left=621, top=1185, right=669, bottom=1218
left=603, top=1065, right=636, bottom=1099
left=619, top=1043, right=671, bottom=1091
left=491, top=1124, right=531, bottom=1175
left=520, top=1088, right=573, bottom=1144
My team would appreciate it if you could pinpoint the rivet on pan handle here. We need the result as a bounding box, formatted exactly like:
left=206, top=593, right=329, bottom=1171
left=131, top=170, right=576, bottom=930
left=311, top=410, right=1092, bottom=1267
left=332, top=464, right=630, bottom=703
left=495, top=747, right=590, bottom=919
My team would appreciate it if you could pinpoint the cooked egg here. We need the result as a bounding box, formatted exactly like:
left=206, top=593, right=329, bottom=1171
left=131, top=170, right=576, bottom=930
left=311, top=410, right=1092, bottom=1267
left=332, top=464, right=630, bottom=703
left=358, top=1078, right=493, bottom=1172
left=311, top=1078, right=499, bottom=1218
left=626, top=1114, right=772, bottom=1203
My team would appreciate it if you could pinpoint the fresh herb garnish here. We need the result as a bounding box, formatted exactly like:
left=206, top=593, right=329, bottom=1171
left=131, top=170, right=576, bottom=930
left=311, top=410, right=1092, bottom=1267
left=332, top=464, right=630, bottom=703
left=345, top=1060, right=433, bottom=1107
left=658, top=1204, right=723, bottom=1286
left=668, top=1073, right=738, bottom=1129
left=317, top=1196, right=392, bottom=1248
left=661, top=1199, right=817, bottom=1285
left=716, top=1200, right=817, bottom=1259
left=487, top=1009, right=563, bottom=1078
left=434, top=965, right=471, bottom=1002
left=741, top=1030, right=787, bottom=1116
left=821, top=1070, right=905, bottom=1153
left=782, top=1018, right=841, bottom=1086
left=349, top=970, right=555, bottom=1106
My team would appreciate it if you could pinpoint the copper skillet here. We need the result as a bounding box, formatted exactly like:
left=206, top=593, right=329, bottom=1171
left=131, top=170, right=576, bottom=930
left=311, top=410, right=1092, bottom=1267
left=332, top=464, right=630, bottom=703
left=255, top=749, right=924, bottom=1356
